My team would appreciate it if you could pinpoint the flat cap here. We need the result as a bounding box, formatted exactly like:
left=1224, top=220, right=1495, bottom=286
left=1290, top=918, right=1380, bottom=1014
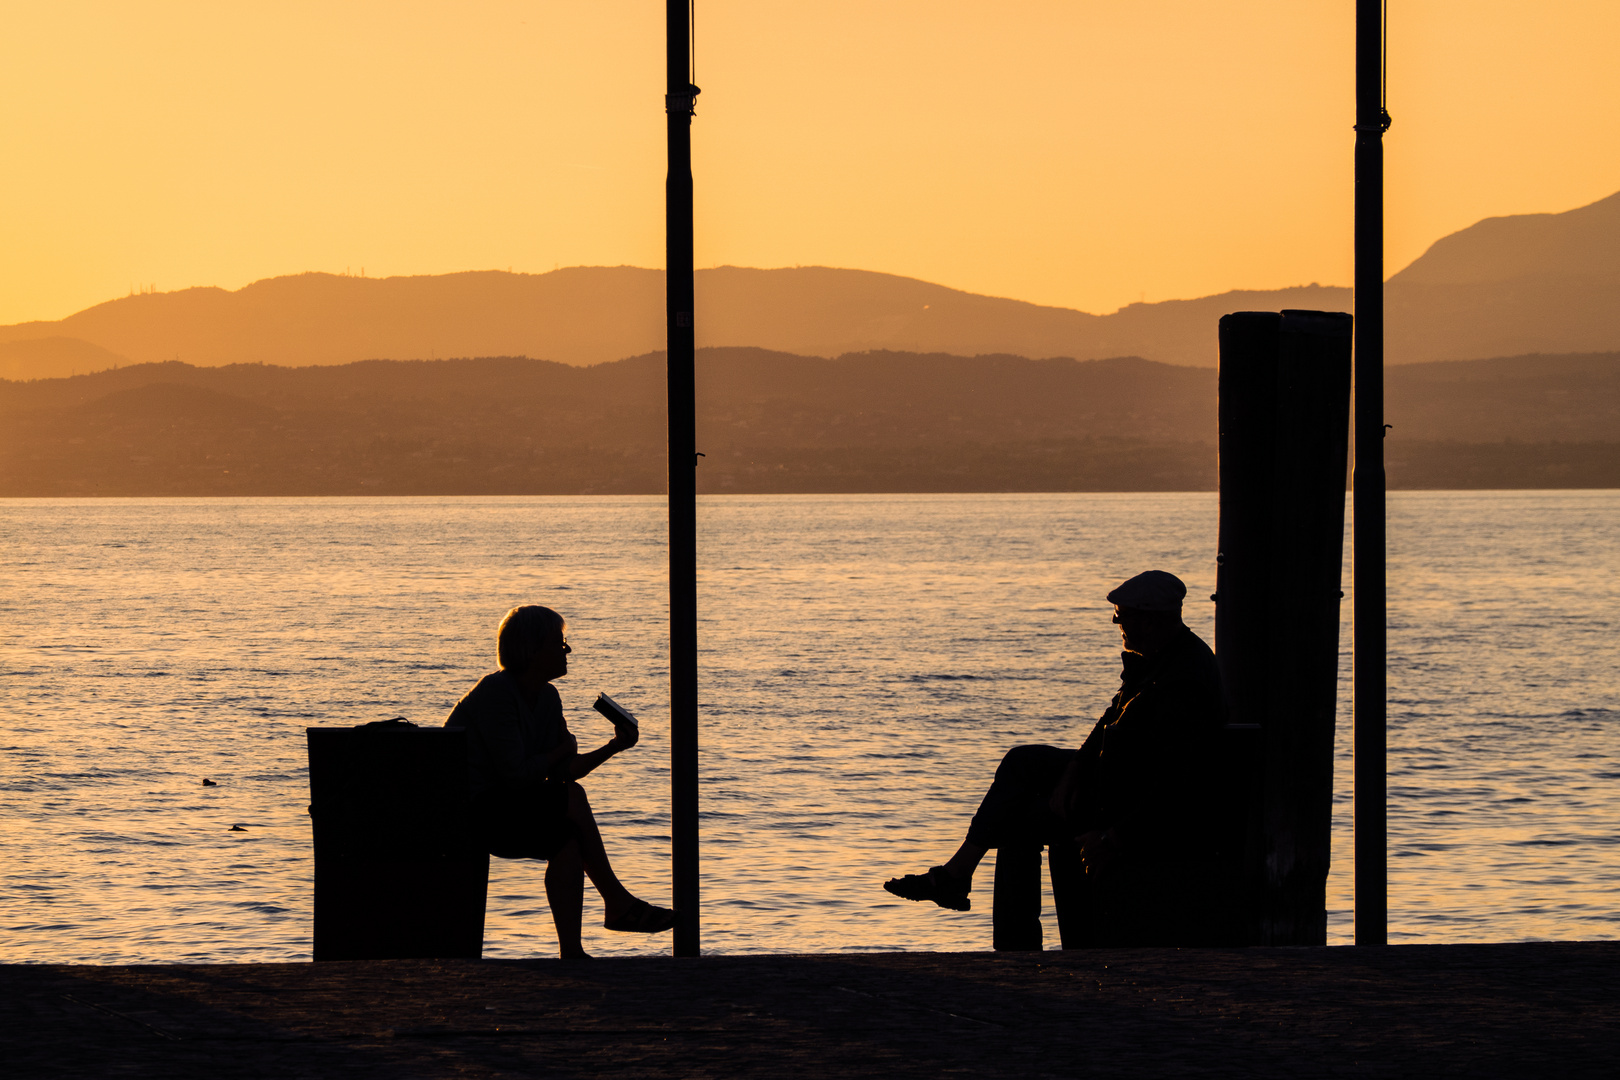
left=1106, top=570, right=1187, bottom=612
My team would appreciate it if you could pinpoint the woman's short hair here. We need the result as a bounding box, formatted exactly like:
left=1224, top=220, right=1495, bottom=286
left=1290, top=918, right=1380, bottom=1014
left=497, top=605, right=565, bottom=672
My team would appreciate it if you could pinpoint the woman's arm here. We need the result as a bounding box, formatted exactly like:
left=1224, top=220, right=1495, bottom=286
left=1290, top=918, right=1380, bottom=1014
left=556, top=718, right=639, bottom=780
left=559, top=734, right=631, bottom=780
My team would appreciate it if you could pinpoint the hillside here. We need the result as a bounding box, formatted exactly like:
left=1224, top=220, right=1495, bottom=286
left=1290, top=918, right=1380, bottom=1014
left=1389, top=190, right=1620, bottom=286
left=4, top=348, right=1618, bottom=495
left=0, top=350, right=1215, bottom=496
left=1385, top=351, right=1620, bottom=442
left=0, top=266, right=1345, bottom=374
left=0, top=336, right=134, bottom=381
left=1, top=188, right=1616, bottom=378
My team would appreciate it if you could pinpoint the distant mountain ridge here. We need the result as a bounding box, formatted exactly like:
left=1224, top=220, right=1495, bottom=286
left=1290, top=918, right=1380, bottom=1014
left=0, top=336, right=133, bottom=381
left=4, top=348, right=1618, bottom=495
left=2, top=189, right=1617, bottom=377
left=1381, top=190, right=1620, bottom=364
left=0, top=349, right=1218, bottom=496
left=1389, top=189, right=1620, bottom=286
left=0, top=266, right=1348, bottom=373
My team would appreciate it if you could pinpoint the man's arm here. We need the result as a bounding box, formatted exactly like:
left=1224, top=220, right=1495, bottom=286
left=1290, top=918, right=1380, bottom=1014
left=1049, top=712, right=1112, bottom=820
left=1085, top=659, right=1226, bottom=862
left=1048, top=755, right=1084, bottom=820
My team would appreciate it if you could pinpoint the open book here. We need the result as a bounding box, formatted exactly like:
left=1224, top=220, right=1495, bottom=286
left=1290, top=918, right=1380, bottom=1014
left=592, top=692, right=640, bottom=732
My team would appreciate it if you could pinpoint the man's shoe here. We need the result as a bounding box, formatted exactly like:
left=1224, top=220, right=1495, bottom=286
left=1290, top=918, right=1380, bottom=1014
left=883, top=866, right=971, bottom=911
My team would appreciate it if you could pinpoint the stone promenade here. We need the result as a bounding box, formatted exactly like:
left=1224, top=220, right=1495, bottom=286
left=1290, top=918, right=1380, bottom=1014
left=4, top=943, right=1616, bottom=1078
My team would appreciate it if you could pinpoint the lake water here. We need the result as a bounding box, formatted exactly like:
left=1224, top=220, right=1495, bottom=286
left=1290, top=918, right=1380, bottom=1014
left=1, top=492, right=1616, bottom=963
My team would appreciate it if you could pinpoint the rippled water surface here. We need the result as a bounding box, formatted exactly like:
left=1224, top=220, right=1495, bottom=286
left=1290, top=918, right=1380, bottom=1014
left=2, top=492, right=1617, bottom=962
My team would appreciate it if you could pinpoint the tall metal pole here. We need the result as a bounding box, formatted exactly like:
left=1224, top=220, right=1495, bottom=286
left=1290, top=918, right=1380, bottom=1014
left=666, top=0, right=700, bottom=957
left=1353, top=0, right=1388, bottom=946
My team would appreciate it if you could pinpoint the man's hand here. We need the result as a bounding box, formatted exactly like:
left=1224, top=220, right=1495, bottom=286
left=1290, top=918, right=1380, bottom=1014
left=1075, top=828, right=1120, bottom=875
left=609, top=723, right=639, bottom=752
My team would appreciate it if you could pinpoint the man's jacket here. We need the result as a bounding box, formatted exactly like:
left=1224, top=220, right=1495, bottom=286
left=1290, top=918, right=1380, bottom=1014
left=1061, top=624, right=1226, bottom=868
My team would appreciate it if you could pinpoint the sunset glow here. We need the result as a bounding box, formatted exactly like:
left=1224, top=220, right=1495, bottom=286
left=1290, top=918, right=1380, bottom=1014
left=4, top=1, right=1619, bottom=325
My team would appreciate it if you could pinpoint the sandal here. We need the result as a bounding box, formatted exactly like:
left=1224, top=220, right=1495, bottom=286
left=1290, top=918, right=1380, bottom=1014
left=604, top=898, right=678, bottom=933
left=883, top=866, right=971, bottom=911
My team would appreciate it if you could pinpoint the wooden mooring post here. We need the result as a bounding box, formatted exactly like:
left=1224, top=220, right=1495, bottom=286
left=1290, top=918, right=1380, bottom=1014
left=1216, top=310, right=1353, bottom=946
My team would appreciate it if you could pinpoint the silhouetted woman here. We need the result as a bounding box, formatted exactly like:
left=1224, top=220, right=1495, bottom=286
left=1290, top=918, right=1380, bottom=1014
left=446, top=605, right=675, bottom=957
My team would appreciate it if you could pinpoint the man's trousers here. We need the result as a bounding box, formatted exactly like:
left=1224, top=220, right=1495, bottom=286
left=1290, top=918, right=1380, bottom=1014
left=964, top=744, right=1078, bottom=951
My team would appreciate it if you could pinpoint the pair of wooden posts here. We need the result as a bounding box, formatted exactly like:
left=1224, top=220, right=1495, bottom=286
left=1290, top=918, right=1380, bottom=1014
left=1027, top=310, right=1353, bottom=949
left=305, top=309, right=1353, bottom=958
left=1216, top=310, right=1354, bottom=946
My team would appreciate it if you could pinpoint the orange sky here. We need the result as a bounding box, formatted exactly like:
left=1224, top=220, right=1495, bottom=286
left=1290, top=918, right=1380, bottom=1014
left=3, top=1, right=1618, bottom=326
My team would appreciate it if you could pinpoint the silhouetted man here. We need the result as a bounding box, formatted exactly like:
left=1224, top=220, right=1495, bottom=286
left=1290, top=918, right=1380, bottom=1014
left=446, top=605, right=676, bottom=958
left=883, top=570, right=1225, bottom=949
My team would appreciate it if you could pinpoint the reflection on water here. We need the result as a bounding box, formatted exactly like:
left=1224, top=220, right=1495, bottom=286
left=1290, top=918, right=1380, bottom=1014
left=1382, top=492, right=1620, bottom=942
left=0, top=492, right=1616, bottom=962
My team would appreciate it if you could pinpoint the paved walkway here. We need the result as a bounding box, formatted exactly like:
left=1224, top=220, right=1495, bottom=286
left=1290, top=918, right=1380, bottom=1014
left=4, top=943, right=1616, bottom=1077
